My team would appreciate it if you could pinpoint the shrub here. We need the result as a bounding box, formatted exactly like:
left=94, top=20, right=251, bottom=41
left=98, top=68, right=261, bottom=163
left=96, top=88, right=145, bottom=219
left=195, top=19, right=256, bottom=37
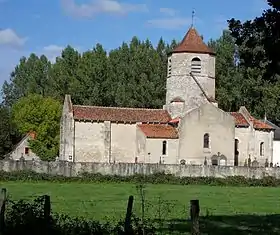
left=4, top=196, right=156, bottom=235
left=0, top=170, right=279, bottom=187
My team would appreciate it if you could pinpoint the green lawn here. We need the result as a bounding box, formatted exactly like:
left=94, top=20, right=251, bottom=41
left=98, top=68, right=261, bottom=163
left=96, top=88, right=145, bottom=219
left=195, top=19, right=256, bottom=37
left=1, top=181, right=280, bottom=234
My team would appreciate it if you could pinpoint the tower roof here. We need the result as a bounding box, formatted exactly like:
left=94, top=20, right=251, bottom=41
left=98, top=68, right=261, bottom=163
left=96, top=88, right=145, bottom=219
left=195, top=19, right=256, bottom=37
left=172, top=27, right=215, bottom=55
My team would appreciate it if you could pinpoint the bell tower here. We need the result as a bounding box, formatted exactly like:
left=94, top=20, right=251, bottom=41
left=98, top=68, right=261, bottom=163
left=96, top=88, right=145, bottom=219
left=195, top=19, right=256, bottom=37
left=165, top=27, right=216, bottom=118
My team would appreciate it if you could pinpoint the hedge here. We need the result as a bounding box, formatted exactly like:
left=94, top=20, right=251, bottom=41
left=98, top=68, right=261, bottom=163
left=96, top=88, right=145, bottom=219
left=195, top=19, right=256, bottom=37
left=0, top=170, right=279, bottom=187
left=5, top=196, right=155, bottom=235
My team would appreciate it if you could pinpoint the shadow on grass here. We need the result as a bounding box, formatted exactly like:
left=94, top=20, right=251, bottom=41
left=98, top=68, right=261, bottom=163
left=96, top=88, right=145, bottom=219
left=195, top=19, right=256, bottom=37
left=157, top=214, right=280, bottom=234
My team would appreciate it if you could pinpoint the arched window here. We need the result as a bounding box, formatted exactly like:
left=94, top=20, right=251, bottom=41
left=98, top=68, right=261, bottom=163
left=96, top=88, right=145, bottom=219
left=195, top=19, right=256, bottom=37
left=162, top=141, right=167, bottom=155
left=168, top=57, right=172, bottom=77
left=191, top=57, right=201, bottom=74
left=203, top=133, right=209, bottom=149
left=260, top=142, right=264, bottom=156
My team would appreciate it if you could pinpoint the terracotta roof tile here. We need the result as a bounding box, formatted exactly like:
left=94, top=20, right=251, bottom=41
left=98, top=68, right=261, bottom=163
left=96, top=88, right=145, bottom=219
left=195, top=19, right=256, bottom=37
left=263, top=120, right=280, bottom=139
left=27, top=131, right=36, bottom=139
left=73, top=105, right=171, bottom=123
left=230, top=112, right=273, bottom=130
left=138, top=124, right=178, bottom=139
left=172, top=27, right=215, bottom=55
left=251, top=117, right=274, bottom=130
left=229, top=112, right=250, bottom=127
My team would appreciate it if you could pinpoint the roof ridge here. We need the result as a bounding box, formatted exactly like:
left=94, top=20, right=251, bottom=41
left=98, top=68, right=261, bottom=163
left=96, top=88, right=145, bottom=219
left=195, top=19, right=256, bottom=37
left=73, top=104, right=166, bottom=111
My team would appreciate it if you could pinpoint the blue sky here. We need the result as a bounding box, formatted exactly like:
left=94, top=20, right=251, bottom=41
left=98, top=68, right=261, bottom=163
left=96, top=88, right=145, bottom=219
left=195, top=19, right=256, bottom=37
left=0, top=0, right=268, bottom=87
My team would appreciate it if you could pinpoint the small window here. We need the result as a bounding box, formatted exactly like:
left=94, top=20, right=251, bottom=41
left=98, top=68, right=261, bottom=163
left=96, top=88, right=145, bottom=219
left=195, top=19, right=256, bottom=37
left=162, top=141, right=167, bottom=155
left=234, top=139, right=239, bottom=166
left=191, top=57, right=201, bottom=74
left=212, top=158, right=218, bottom=166
left=168, top=57, right=172, bottom=77
left=180, top=159, right=186, bottom=165
left=234, top=139, right=239, bottom=152
left=24, top=147, right=29, bottom=155
left=260, top=142, right=264, bottom=156
left=203, top=133, right=209, bottom=149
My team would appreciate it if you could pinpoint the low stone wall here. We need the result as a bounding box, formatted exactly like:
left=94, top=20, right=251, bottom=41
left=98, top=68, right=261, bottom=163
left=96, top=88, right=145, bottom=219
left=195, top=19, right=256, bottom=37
left=0, top=159, right=279, bottom=179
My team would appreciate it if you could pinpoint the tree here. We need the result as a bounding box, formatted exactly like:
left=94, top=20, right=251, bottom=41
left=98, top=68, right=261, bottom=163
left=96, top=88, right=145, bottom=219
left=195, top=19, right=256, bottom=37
left=227, top=0, right=280, bottom=123
left=0, top=106, right=13, bottom=157
left=1, top=54, right=52, bottom=107
left=11, top=94, right=62, bottom=161
left=49, top=46, right=81, bottom=103
left=75, top=44, right=110, bottom=106
left=208, top=30, right=243, bottom=112
left=0, top=105, right=21, bottom=157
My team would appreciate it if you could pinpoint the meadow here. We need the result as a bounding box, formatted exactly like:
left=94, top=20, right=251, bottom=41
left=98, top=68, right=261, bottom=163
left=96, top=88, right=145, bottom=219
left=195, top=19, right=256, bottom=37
left=2, top=181, right=280, bottom=234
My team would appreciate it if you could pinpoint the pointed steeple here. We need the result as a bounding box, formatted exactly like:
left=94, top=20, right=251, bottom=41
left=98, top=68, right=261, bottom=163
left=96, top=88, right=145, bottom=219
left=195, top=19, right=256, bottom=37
left=172, top=27, right=215, bottom=55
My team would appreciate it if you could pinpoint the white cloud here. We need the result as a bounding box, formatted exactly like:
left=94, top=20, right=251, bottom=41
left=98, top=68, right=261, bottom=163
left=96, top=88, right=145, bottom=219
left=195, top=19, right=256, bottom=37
left=0, top=28, right=28, bottom=87
left=61, top=0, right=148, bottom=18
left=146, top=17, right=193, bottom=30
left=0, top=28, right=27, bottom=48
left=0, top=45, right=65, bottom=87
left=159, top=7, right=176, bottom=16
left=42, top=45, right=65, bottom=63
left=0, top=47, right=29, bottom=88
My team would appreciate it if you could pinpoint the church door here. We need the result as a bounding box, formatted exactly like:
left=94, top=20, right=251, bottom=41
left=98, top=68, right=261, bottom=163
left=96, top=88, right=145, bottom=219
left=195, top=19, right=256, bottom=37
left=234, top=139, right=239, bottom=166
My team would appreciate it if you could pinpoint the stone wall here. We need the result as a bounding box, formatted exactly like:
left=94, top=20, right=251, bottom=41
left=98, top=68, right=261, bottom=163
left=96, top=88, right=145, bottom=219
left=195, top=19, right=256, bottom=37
left=165, top=52, right=216, bottom=116
left=0, top=159, right=280, bottom=179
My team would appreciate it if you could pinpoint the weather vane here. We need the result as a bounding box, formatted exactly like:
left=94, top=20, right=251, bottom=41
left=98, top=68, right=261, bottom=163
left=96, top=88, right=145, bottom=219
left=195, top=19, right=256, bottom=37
left=191, top=9, right=195, bottom=28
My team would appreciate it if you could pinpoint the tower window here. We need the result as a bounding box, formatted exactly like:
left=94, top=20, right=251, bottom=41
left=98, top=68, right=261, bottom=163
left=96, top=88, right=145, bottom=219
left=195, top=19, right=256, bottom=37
left=24, top=147, right=29, bottom=155
left=203, top=133, right=209, bottom=149
left=191, top=57, right=201, bottom=74
left=162, top=141, right=167, bottom=155
left=260, top=142, right=264, bottom=156
left=168, top=57, right=172, bottom=77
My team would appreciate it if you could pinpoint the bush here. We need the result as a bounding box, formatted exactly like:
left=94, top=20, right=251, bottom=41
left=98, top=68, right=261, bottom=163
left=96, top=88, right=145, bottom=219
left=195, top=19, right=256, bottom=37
left=0, top=170, right=279, bottom=187
left=4, top=196, right=156, bottom=235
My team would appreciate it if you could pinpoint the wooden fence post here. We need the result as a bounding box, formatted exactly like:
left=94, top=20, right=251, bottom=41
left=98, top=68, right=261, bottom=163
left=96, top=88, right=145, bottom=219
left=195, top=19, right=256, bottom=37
left=0, top=188, right=7, bottom=235
left=124, top=195, right=134, bottom=234
left=44, top=195, right=51, bottom=234
left=190, top=200, right=200, bottom=235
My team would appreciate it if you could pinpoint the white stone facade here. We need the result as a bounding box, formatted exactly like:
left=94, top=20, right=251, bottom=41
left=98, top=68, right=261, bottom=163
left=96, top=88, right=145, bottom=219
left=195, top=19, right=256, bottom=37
left=8, top=132, right=39, bottom=161
left=59, top=27, right=276, bottom=166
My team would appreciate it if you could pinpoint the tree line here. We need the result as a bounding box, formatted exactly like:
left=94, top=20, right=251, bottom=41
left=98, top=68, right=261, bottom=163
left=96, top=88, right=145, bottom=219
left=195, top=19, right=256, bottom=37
left=0, top=0, right=279, bottom=161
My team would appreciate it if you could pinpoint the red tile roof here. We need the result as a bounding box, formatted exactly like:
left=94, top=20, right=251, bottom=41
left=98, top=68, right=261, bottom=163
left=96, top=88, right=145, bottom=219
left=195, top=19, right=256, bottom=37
left=138, top=124, right=178, bottom=139
left=251, top=117, right=274, bottom=130
left=230, top=112, right=249, bottom=127
left=229, top=112, right=273, bottom=130
left=27, top=131, right=36, bottom=139
left=172, top=27, right=215, bottom=55
left=73, top=105, right=171, bottom=123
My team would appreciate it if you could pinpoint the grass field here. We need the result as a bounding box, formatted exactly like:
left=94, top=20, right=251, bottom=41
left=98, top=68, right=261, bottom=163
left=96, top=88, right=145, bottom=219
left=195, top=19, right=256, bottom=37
left=2, top=181, right=280, bottom=234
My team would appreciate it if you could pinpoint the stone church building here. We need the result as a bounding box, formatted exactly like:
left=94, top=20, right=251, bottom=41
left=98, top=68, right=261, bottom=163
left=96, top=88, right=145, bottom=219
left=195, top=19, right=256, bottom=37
left=59, top=27, right=275, bottom=166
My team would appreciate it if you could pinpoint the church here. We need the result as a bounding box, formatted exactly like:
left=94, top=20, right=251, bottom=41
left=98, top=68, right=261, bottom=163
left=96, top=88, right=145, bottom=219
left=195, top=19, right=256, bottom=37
left=59, top=27, right=275, bottom=166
